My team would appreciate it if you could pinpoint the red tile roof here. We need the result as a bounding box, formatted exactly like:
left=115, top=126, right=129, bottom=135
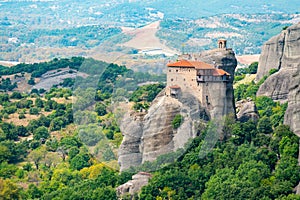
left=213, top=69, right=230, bottom=76
left=167, top=60, right=214, bottom=69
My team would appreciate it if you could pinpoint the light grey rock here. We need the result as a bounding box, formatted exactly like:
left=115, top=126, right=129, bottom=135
left=256, top=23, right=300, bottom=81
left=197, top=48, right=237, bottom=116
left=118, top=94, right=208, bottom=171
left=284, top=69, right=300, bottom=137
left=118, top=112, right=144, bottom=172
left=141, top=95, right=182, bottom=163
left=257, top=68, right=296, bottom=102
left=116, top=172, right=152, bottom=197
left=118, top=48, right=237, bottom=171
left=236, top=100, right=259, bottom=122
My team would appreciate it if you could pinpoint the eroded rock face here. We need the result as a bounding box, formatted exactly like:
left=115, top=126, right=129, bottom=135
left=256, top=23, right=300, bottom=102
left=116, top=172, right=152, bottom=197
left=118, top=92, right=206, bottom=171
left=256, top=23, right=300, bottom=82
left=197, top=48, right=237, bottom=116
left=284, top=69, right=300, bottom=137
left=257, top=68, right=296, bottom=102
left=236, top=99, right=259, bottom=122
left=256, top=23, right=300, bottom=136
left=118, top=48, right=237, bottom=171
left=118, top=112, right=144, bottom=171
left=141, top=95, right=182, bottom=163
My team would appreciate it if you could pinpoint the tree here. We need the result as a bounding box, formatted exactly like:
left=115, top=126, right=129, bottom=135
left=248, top=62, right=258, bottom=74
left=0, top=179, right=22, bottom=200
left=29, top=107, right=39, bottom=115
left=35, top=98, right=44, bottom=108
left=68, top=146, right=79, bottom=160
left=10, top=91, right=23, bottom=99
left=27, top=78, right=35, bottom=85
left=33, top=126, right=49, bottom=140
left=95, top=103, right=107, bottom=116
left=49, top=117, right=64, bottom=131
left=70, top=153, right=91, bottom=170
left=28, top=147, right=47, bottom=169
left=0, top=145, right=11, bottom=163
left=257, top=116, right=273, bottom=134
left=92, top=186, right=117, bottom=200
left=27, top=184, right=42, bottom=199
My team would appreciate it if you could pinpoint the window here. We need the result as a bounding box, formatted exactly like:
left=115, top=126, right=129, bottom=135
left=183, top=78, right=185, bottom=81
left=176, top=69, right=178, bottom=72
left=169, top=70, right=171, bottom=72
left=171, top=78, right=173, bottom=81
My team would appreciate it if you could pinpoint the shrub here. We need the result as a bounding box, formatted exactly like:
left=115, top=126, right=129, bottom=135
left=269, top=68, right=279, bottom=76
left=172, top=114, right=183, bottom=129
left=29, top=107, right=39, bottom=115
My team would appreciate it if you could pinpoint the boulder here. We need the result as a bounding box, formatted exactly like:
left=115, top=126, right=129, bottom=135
left=236, top=99, right=259, bottom=122
left=116, top=172, right=152, bottom=197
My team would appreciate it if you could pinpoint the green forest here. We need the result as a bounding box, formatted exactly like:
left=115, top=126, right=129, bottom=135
left=0, top=58, right=299, bottom=199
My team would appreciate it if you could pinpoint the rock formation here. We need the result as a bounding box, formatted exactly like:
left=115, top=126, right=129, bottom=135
left=116, top=172, right=152, bottom=197
left=236, top=99, right=259, bottom=122
left=256, top=23, right=300, bottom=81
left=257, top=69, right=294, bottom=101
left=256, top=23, right=300, bottom=194
left=118, top=91, right=205, bottom=171
left=284, top=69, right=300, bottom=137
left=256, top=23, right=300, bottom=102
left=118, top=46, right=237, bottom=171
left=256, top=23, right=300, bottom=136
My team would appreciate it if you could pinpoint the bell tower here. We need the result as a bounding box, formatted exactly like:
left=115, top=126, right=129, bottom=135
left=218, top=39, right=227, bottom=49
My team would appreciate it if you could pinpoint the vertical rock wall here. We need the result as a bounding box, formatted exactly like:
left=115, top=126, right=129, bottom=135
left=118, top=48, right=237, bottom=171
left=256, top=23, right=300, bottom=135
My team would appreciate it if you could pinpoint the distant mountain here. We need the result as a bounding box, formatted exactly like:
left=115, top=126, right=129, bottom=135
left=0, top=0, right=300, bottom=63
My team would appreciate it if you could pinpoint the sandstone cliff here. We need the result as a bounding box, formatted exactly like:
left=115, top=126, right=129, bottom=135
left=284, top=68, right=300, bottom=137
left=236, top=99, right=259, bottom=122
left=256, top=23, right=300, bottom=101
left=118, top=48, right=237, bottom=171
left=118, top=92, right=206, bottom=171
left=196, top=48, right=237, bottom=116
left=117, top=172, right=152, bottom=197
left=256, top=23, right=300, bottom=135
left=256, top=23, right=300, bottom=81
left=257, top=69, right=296, bottom=101
left=256, top=23, right=300, bottom=194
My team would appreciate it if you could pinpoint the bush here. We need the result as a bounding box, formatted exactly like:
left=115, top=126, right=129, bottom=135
left=248, top=62, right=258, bottom=74
left=10, top=91, right=23, bottom=99
left=28, top=78, right=35, bottom=85
left=29, top=107, right=39, bottom=115
left=172, top=114, right=183, bottom=129
left=269, top=68, right=279, bottom=76
left=33, top=126, right=49, bottom=140
left=234, top=74, right=245, bottom=83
